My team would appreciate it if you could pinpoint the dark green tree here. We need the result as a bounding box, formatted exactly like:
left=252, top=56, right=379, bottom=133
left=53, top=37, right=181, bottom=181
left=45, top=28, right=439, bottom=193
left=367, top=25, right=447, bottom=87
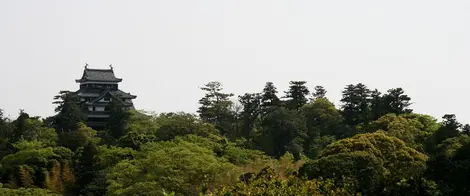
left=52, top=91, right=87, bottom=132
left=462, top=124, right=470, bottom=135
left=11, top=110, right=30, bottom=142
left=301, top=98, right=343, bottom=158
left=312, top=85, right=327, bottom=99
left=0, top=110, right=14, bottom=159
left=197, top=81, right=235, bottom=136
left=260, top=82, right=281, bottom=116
left=340, top=83, right=371, bottom=132
left=258, top=107, right=307, bottom=158
left=427, top=135, right=470, bottom=195
left=382, top=88, right=413, bottom=115
left=284, top=81, right=310, bottom=110
left=238, top=93, right=262, bottom=138
left=302, top=98, right=343, bottom=137
left=432, top=114, right=462, bottom=145
left=107, top=97, right=131, bottom=140
left=370, top=89, right=385, bottom=120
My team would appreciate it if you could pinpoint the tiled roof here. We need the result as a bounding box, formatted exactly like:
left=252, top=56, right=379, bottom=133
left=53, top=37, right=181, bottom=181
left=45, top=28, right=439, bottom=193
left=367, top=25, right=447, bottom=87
left=111, top=90, right=137, bottom=99
left=76, top=67, right=122, bottom=83
left=84, top=90, right=136, bottom=104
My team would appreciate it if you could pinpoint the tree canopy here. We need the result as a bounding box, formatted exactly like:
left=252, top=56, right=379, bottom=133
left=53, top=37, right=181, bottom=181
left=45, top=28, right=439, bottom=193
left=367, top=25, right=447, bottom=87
left=0, top=80, right=467, bottom=195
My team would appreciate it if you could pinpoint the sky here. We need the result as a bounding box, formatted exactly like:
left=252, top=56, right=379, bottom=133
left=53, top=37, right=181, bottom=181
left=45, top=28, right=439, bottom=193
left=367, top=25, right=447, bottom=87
left=0, top=0, right=469, bottom=123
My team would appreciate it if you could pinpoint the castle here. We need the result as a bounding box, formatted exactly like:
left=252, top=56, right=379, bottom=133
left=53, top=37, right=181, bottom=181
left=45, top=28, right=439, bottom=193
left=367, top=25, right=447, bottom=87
left=75, top=65, right=136, bottom=129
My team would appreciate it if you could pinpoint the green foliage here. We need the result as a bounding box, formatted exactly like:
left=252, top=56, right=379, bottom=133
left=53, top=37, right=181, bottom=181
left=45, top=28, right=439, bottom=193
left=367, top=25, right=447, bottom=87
left=300, top=131, right=428, bottom=194
left=78, top=145, right=136, bottom=196
left=312, top=85, right=327, bottom=99
left=382, top=88, right=413, bottom=115
left=197, top=81, right=235, bottom=136
left=155, top=112, right=219, bottom=141
left=52, top=90, right=87, bottom=132
left=0, top=80, right=466, bottom=195
left=238, top=93, right=262, bottom=138
left=58, top=122, right=99, bottom=151
left=302, top=98, right=343, bottom=137
left=0, top=140, right=73, bottom=193
left=368, top=113, right=438, bottom=152
left=107, top=136, right=241, bottom=196
left=301, top=98, right=343, bottom=156
left=427, top=134, right=470, bottom=195
left=118, top=110, right=159, bottom=149
left=284, top=81, right=310, bottom=110
left=258, top=107, right=307, bottom=158
left=260, top=82, right=281, bottom=116
left=0, top=185, right=59, bottom=196
left=305, top=135, right=336, bottom=159
left=340, top=83, right=371, bottom=130
left=107, top=98, right=131, bottom=139
left=22, top=119, right=58, bottom=146
left=432, top=114, right=462, bottom=146
left=210, top=167, right=356, bottom=196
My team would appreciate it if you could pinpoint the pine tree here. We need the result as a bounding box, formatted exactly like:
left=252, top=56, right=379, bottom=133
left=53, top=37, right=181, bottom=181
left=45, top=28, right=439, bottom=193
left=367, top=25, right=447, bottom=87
left=197, top=81, right=235, bottom=135
left=238, top=93, right=262, bottom=138
left=12, top=110, right=30, bottom=142
left=107, top=97, right=131, bottom=139
left=260, top=82, right=281, bottom=118
left=382, top=87, right=413, bottom=115
left=53, top=90, right=87, bottom=132
left=312, top=85, right=327, bottom=99
left=284, top=81, right=310, bottom=110
left=340, top=83, right=372, bottom=130
left=370, top=89, right=384, bottom=120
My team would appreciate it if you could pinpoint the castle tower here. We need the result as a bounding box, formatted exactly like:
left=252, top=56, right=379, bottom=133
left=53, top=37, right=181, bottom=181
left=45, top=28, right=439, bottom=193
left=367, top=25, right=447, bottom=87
left=75, top=65, right=136, bottom=129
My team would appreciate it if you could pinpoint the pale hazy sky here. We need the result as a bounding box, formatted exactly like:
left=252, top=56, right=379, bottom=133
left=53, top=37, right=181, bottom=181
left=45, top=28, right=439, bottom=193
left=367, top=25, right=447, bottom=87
left=1, top=1, right=469, bottom=123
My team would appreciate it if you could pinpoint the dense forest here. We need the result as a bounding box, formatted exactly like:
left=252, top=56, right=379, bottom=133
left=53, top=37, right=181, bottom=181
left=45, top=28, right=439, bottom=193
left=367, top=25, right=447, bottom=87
left=0, top=81, right=469, bottom=195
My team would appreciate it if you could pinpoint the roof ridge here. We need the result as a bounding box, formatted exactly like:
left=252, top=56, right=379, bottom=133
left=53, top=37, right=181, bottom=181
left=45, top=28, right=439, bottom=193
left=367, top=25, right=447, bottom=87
left=86, top=68, right=113, bottom=71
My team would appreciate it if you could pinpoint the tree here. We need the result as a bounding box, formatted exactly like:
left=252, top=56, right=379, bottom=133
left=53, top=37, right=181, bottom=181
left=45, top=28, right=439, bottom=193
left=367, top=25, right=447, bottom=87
left=427, top=134, right=470, bottom=195
left=0, top=109, right=13, bottom=139
left=370, top=89, right=385, bottom=120
left=433, top=114, right=462, bottom=146
left=107, top=136, right=241, bottom=196
left=211, top=166, right=355, bottom=195
left=258, top=107, right=307, bottom=158
left=462, top=124, right=470, bottom=135
left=52, top=91, right=87, bottom=132
left=340, top=83, right=371, bottom=132
left=301, top=98, right=343, bottom=158
left=197, top=81, right=235, bottom=136
left=22, top=118, right=58, bottom=146
left=312, top=85, right=327, bottom=99
left=107, top=97, right=131, bottom=140
left=284, top=81, right=310, bottom=110
left=11, top=110, right=30, bottom=142
left=260, top=82, right=281, bottom=117
left=301, top=98, right=343, bottom=138
left=368, top=113, right=439, bottom=152
left=0, top=140, right=74, bottom=193
left=238, top=93, right=262, bottom=138
left=299, top=131, right=428, bottom=194
left=382, top=88, right=413, bottom=115
left=155, top=112, right=219, bottom=141
left=0, top=186, right=60, bottom=196
left=58, top=123, right=99, bottom=151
